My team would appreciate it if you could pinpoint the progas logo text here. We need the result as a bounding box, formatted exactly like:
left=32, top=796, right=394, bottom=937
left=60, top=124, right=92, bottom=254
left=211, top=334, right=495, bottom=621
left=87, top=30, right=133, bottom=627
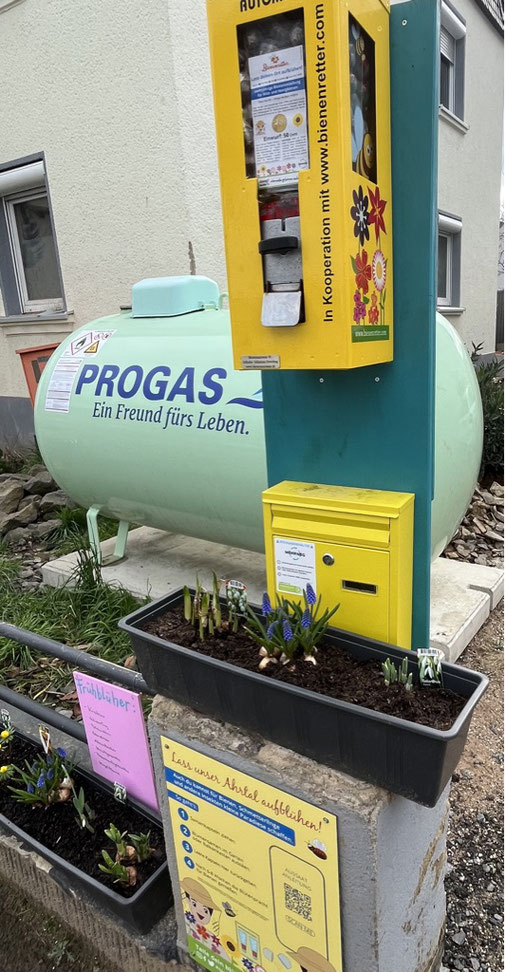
left=75, top=363, right=227, bottom=406
left=75, top=363, right=263, bottom=438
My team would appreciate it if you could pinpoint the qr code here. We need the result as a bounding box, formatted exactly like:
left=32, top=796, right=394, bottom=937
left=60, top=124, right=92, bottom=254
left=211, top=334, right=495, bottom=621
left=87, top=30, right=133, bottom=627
left=284, top=883, right=312, bottom=921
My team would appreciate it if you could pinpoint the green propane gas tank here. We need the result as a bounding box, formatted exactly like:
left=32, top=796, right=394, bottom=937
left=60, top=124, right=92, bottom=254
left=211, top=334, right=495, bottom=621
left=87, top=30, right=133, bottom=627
left=431, top=312, right=483, bottom=559
left=34, top=278, right=483, bottom=559
left=34, top=277, right=268, bottom=553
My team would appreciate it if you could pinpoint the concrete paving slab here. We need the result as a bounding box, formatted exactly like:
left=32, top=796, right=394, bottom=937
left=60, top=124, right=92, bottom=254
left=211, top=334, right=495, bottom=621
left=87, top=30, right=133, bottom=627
left=42, top=527, right=503, bottom=662
left=42, top=526, right=267, bottom=604
left=430, top=557, right=503, bottom=662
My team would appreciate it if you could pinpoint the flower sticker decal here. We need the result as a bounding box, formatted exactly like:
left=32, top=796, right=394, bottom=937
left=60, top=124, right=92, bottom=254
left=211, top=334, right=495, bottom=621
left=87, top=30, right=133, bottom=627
left=352, top=249, right=372, bottom=294
left=368, top=186, right=387, bottom=243
left=368, top=292, right=379, bottom=324
left=350, top=185, right=370, bottom=246
left=349, top=184, right=388, bottom=336
left=372, top=250, right=386, bottom=292
left=353, top=290, right=366, bottom=322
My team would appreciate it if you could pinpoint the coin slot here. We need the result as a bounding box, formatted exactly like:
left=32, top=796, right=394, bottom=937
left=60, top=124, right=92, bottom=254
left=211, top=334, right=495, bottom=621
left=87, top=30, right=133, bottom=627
left=342, top=579, right=377, bottom=595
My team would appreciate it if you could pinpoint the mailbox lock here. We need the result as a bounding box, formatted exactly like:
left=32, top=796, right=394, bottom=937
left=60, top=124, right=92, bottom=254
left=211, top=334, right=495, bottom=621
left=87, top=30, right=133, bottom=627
left=322, top=553, right=335, bottom=566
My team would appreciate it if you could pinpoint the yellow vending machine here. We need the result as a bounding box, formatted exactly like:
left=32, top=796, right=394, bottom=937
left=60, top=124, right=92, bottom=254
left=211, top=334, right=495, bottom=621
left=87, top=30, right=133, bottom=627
left=262, top=481, right=414, bottom=648
left=207, top=0, right=393, bottom=370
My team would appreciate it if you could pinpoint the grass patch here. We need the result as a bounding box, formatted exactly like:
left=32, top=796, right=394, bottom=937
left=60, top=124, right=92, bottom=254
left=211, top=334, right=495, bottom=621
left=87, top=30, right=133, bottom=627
left=45, top=506, right=120, bottom=557
left=0, top=541, right=22, bottom=590
left=0, top=543, right=146, bottom=707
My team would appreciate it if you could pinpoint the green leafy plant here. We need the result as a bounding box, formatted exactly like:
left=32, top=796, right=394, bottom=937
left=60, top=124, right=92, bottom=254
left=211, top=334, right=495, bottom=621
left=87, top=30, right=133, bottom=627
left=183, top=573, right=221, bottom=639
left=8, top=746, right=73, bottom=806
left=128, top=831, right=152, bottom=863
left=98, top=823, right=151, bottom=888
left=472, top=344, right=504, bottom=478
left=244, top=586, right=339, bottom=665
left=98, top=850, right=136, bottom=887
left=226, top=581, right=248, bottom=633
left=104, top=823, right=130, bottom=859
left=72, top=786, right=96, bottom=833
left=381, top=656, right=413, bottom=690
left=183, top=573, right=248, bottom=641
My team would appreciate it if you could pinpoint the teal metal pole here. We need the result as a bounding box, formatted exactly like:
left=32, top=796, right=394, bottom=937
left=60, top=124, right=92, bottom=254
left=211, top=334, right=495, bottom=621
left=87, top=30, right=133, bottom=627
left=261, top=0, right=439, bottom=648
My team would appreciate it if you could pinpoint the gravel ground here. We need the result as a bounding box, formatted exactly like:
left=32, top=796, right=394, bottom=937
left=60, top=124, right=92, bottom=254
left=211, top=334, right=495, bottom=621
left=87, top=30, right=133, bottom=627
left=442, top=483, right=503, bottom=570
left=442, top=604, right=504, bottom=972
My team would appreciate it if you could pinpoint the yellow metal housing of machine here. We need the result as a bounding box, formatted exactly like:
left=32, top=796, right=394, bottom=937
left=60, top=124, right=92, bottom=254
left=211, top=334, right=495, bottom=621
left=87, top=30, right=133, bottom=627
left=207, top=0, right=393, bottom=369
left=263, top=481, right=414, bottom=648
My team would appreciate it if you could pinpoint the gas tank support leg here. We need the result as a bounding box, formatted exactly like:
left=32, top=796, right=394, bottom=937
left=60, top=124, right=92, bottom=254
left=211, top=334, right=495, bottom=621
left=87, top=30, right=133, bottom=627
left=86, top=505, right=129, bottom=567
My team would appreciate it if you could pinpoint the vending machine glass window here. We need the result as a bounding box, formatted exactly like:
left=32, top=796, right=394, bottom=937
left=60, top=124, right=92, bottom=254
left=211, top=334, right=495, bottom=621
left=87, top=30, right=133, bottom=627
left=237, top=10, right=309, bottom=328
left=349, top=14, right=377, bottom=185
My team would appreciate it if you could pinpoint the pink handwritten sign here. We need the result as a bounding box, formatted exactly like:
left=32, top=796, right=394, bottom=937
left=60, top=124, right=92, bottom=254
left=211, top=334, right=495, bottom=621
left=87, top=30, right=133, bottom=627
left=73, top=671, right=159, bottom=812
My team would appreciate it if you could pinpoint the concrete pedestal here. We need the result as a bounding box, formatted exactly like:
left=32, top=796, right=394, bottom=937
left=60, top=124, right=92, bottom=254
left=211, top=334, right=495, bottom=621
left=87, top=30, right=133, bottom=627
left=148, top=698, right=448, bottom=972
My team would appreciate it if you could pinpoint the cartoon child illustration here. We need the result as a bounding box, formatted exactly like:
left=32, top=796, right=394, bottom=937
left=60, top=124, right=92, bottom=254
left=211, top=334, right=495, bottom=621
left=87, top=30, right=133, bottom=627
left=287, top=947, right=336, bottom=972
left=181, top=877, right=228, bottom=956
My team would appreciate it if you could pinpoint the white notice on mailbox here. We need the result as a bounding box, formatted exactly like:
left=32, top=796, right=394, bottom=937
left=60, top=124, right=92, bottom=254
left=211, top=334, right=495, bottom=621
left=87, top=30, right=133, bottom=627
left=274, top=537, right=316, bottom=597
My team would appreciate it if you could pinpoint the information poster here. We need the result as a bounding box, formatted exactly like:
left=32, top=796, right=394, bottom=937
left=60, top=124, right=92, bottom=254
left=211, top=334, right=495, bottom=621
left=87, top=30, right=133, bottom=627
left=162, top=736, right=342, bottom=972
left=274, top=538, right=316, bottom=597
left=74, top=671, right=159, bottom=811
left=249, top=46, right=309, bottom=187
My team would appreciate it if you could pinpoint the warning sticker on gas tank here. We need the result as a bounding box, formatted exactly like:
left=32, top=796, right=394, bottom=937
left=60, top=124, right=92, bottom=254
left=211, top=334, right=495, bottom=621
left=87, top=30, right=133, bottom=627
left=44, top=330, right=115, bottom=413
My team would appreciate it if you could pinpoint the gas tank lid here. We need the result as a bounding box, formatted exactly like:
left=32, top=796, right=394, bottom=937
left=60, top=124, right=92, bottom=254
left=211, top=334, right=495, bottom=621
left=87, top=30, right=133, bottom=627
left=131, top=275, right=220, bottom=318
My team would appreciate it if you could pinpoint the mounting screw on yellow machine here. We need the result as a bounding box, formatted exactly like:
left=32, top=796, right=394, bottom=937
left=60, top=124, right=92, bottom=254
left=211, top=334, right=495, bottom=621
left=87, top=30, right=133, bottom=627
left=262, top=481, right=414, bottom=649
left=207, top=0, right=393, bottom=369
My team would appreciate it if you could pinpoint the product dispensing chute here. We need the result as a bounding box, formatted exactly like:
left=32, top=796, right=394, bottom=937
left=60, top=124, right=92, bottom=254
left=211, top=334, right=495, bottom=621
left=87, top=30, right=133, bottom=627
left=207, top=0, right=394, bottom=370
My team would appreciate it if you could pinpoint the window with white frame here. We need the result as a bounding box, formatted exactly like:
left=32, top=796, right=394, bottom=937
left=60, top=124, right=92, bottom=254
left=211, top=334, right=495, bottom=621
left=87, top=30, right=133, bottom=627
left=440, top=2, right=466, bottom=120
left=437, top=212, right=462, bottom=308
left=0, top=157, right=65, bottom=317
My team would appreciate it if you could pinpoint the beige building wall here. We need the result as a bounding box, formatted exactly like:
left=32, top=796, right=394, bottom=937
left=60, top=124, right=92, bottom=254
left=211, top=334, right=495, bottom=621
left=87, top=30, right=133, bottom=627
left=437, top=0, right=503, bottom=351
left=0, top=0, right=225, bottom=419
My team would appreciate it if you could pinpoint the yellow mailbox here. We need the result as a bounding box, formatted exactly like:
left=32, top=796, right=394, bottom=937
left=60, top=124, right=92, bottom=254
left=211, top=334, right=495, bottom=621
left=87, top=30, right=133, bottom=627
left=262, top=481, right=414, bottom=648
left=207, top=0, right=393, bottom=370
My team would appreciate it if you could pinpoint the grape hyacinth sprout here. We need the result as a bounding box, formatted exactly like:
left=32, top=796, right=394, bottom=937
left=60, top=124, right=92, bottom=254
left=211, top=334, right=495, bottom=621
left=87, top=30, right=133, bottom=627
left=245, top=587, right=339, bottom=667
left=8, top=746, right=75, bottom=807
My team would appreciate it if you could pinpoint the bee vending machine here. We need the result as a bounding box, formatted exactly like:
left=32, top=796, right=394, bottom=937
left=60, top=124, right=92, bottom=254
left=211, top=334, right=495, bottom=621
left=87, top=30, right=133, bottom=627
left=207, top=0, right=394, bottom=370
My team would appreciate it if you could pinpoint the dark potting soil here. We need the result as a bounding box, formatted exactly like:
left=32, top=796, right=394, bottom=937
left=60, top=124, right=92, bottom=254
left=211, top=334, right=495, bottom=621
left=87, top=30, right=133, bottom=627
left=0, top=736, right=165, bottom=898
left=142, top=607, right=467, bottom=730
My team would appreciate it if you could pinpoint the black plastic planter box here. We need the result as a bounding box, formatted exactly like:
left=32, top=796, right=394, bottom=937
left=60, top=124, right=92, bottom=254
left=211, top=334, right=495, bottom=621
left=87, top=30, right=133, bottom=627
left=119, top=589, right=488, bottom=808
left=0, top=734, right=172, bottom=934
